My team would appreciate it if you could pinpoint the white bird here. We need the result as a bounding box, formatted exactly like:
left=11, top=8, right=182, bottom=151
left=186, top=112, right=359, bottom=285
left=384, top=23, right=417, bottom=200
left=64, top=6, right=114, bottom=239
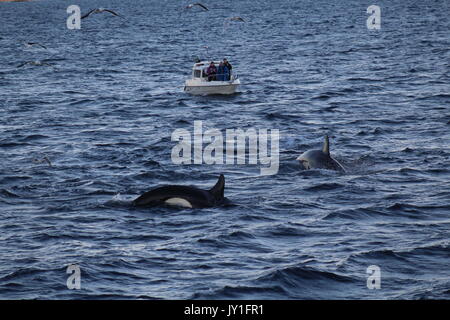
left=24, top=42, right=47, bottom=49
left=81, top=8, right=122, bottom=19
left=185, top=3, right=209, bottom=11
left=33, top=156, right=52, bottom=167
left=17, top=60, right=53, bottom=68
left=203, top=45, right=210, bottom=56
left=228, top=16, right=245, bottom=22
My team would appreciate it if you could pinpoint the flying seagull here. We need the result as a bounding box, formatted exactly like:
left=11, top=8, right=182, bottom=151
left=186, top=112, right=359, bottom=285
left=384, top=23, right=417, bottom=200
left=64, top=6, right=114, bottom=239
left=228, top=16, right=245, bottom=22
left=24, top=42, right=47, bottom=49
left=33, top=156, right=52, bottom=167
left=202, top=45, right=210, bottom=56
left=81, top=8, right=122, bottom=19
left=186, top=3, right=209, bottom=11
left=17, top=61, right=53, bottom=68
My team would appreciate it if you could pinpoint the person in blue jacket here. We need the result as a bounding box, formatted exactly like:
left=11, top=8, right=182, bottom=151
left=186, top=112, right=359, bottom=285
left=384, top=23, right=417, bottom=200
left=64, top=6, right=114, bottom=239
left=217, top=62, right=230, bottom=81
left=223, top=63, right=230, bottom=81
left=217, top=62, right=224, bottom=81
left=223, top=58, right=232, bottom=80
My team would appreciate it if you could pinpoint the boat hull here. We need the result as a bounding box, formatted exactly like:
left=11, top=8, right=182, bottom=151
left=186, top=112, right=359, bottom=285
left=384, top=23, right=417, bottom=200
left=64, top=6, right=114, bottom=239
left=184, top=80, right=240, bottom=95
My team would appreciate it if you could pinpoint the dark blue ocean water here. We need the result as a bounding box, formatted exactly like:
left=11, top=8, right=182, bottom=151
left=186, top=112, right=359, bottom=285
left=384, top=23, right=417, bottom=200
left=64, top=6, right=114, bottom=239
left=0, top=0, right=449, bottom=299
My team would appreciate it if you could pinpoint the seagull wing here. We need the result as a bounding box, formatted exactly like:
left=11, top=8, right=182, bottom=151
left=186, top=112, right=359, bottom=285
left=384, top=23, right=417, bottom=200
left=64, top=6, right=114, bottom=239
left=194, top=3, right=209, bottom=11
left=17, top=62, right=29, bottom=68
left=36, top=43, right=47, bottom=49
left=230, top=17, right=245, bottom=22
left=104, top=9, right=121, bottom=17
left=81, top=9, right=96, bottom=19
left=43, top=157, right=52, bottom=167
left=26, top=42, right=47, bottom=49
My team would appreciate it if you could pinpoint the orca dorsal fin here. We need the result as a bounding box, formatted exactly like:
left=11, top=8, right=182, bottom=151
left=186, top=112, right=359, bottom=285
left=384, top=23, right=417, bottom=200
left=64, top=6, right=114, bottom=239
left=323, top=135, right=330, bottom=156
left=209, top=174, right=225, bottom=200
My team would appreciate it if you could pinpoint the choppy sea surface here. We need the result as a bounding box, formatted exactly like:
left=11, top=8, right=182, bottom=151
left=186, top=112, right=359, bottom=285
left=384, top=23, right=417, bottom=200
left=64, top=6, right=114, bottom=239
left=0, top=0, right=449, bottom=299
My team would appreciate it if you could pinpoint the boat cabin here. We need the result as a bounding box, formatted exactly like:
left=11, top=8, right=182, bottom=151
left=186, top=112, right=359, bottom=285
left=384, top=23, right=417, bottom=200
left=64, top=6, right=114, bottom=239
left=192, top=61, right=232, bottom=82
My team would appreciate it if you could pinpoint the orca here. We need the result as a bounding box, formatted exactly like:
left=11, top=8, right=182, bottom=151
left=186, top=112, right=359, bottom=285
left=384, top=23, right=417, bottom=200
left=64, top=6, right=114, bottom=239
left=133, top=174, right=226, bottom=208
left=296, top=135, right=345, bottom=172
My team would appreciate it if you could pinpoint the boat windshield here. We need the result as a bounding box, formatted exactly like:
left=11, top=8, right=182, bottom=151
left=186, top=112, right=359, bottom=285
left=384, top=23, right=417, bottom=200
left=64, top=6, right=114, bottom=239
left=194, top=70, right=202, bottom=78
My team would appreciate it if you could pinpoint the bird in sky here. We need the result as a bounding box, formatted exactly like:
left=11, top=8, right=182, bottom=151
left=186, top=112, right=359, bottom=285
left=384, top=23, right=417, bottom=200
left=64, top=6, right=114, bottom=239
left=33, top=156, right=52, bottom=167
left=24, top=42, right=47, bottom=49
left=185, top=3, right=209, bottom=11
left=17, top=61, right=53, bottom=68
left=228, top=16, right=245, bottom=22
left=81, top=8, right=122, bottom=19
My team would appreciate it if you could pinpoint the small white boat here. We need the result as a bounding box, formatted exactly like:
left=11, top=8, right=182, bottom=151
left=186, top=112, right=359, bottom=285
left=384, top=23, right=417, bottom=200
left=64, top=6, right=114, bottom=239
left=184, top=60, right=240, bottom=95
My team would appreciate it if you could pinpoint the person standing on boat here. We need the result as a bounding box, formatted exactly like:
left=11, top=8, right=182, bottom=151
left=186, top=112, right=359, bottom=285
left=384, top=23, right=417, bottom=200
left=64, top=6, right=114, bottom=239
left=217, top=62, right=229, bottom=81
left=217, top=62, right=224, bottom=81
left=223, top=58, right=232, bottom=80
left=223, top=64, right=230, bottom=81
left=206, top=61, right=217, bottom=81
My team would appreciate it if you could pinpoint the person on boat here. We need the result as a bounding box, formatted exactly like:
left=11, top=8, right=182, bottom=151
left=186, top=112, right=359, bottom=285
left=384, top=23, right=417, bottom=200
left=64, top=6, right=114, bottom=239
left=217, top=62, right=230, bottom=81
left=223, top=64, right=230, bottom=81
left=223, top=58, right=232, bottom=80
left=217, top=62, right=229, bottom=81
left=206, top=61, right=217, bottom=81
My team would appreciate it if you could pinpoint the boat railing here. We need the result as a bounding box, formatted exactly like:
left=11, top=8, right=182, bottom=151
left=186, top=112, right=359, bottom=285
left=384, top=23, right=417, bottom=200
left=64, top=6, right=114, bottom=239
left=200, top=73, right=238, bottom=82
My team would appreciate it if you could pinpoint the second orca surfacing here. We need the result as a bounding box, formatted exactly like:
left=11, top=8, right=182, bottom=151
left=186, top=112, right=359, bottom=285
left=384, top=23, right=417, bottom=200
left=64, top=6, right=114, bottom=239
left=296, top=135, right=346, bottom=172
left=133, top=174, right=226, bottom=209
